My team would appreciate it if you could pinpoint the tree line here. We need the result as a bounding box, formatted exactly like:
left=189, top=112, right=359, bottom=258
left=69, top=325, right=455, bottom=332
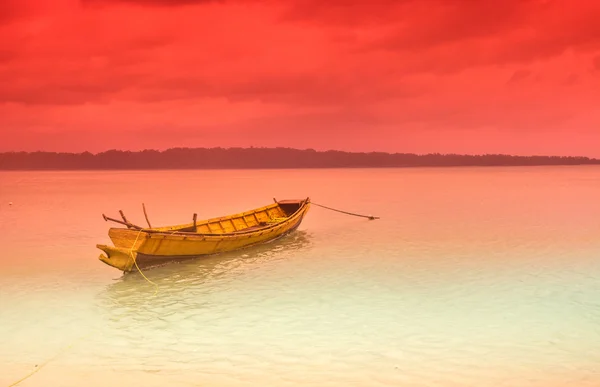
left=0, top=147, right=598, bottom=170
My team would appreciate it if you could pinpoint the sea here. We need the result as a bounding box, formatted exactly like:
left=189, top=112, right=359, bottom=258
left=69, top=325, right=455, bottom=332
left=1, top=167, right=600, bottom=387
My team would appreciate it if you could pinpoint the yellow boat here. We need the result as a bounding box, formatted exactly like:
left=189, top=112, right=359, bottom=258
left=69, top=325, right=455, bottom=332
left=97, top=198, right=311, bottom=272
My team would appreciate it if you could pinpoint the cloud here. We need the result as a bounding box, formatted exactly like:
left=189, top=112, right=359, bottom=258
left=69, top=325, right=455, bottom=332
left=563, top=73, right=579, bottom=85
left=353, top=0, right=600, bottom=72
left=0, top=0, right=423, bottom=107
left=506, top=69, right=532, bottom=84
left=376, top=1, right=531, bottom=49
left=281, top=0, right=416, bottom=26
left=593, top=55, right=600, bottom=71
left=0, top=49, right=17, bottom=63
left=0, top=0, right=23, bottom=22
left=81, top=0, right=223, bottom=6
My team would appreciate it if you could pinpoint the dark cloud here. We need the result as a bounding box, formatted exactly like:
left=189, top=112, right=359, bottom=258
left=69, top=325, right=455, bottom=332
left=0, top=88, right=108, bottom=106
left=283, top=0, right=600, bottom=75
left=128, top=35, right=174, bottom=51
left=0, top=0, right=35, bottom=24
left=81, top=0, right=222, bottom=6
left=375, top=1, right=531, bottom=51
left=0, top=73, right=137, bottom=105
left=354, top=0, right=600, bottom=70
left=506, top=69, right=532, bottom=84
left=392, top=99, right=575, bottom=131
left=135, top=72, right=422, bottom=107
left=0, top=50, right=18, bottom=63
left=563, top=73, right=579, bottom=86
left=593, top=55, right=600, bottom=71
left=0, top=62, right=419, bottom=106
left=281, top=0, right=417, bottom=25
left=223, top=74, right=421, bottom=106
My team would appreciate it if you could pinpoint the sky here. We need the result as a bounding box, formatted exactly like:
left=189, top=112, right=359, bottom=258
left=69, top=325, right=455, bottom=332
left=0, top=0, right=599, bottom=156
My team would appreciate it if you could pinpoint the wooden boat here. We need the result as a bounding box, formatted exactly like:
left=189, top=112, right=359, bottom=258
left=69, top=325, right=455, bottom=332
left=97, top=198, right=311, bottom=272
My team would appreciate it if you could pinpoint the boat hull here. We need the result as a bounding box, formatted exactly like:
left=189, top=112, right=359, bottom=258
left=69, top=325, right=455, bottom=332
left=97, top=199, right=310, bottom=272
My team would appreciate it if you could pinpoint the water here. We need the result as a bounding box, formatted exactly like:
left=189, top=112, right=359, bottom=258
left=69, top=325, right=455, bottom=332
left=1, top=167, right=600, bottom=386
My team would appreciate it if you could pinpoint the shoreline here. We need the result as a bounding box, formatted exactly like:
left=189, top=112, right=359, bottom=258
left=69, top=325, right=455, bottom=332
left=1, top=148, right=598, bottom=171
left=1, top=164, right=600, bottom=171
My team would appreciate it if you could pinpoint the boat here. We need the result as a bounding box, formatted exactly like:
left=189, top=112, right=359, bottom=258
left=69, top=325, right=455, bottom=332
left=96, top=197, right=311, bottom=272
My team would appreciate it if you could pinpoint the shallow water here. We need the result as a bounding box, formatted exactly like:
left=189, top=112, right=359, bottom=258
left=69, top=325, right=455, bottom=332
left=1, top=167, right=600, bottom=386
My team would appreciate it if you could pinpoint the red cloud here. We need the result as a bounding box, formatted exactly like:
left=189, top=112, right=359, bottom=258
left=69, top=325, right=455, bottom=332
left=593, top=55, right=600, bottom=71
left=81, top=0, right=223, bottom=5
left=506, top=69, right=532, bottom=84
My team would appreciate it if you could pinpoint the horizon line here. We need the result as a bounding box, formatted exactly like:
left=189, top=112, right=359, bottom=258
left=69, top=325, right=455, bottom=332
left=1, top=147, right=598, bottom=160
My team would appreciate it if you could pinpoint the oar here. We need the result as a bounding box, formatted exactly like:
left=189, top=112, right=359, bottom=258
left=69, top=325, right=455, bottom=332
left=102, top=214, right=144, bottom=230
left=142, top=203, right=152, bottom=228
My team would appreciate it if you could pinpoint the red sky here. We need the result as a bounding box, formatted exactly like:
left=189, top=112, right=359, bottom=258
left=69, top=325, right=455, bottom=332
left=1, top=0, right=599, bottom=156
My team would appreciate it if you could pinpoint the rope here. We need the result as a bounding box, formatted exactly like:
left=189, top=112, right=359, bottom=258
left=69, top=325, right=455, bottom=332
left=311, top=202, right=379, bottom=220
left=7, top=331, right=96, bottom=387
left=7, top=233, right=159, bottom=386
left=130, top=229, right=159, bottom=296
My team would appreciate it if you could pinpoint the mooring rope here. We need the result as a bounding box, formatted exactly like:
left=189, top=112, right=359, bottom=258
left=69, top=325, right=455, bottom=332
left=130, top=228, right=159, bottom=296
left=7, top=330, right=97, bottom=387
left=7, top=232, right=159, bottom=387
left=311, top=202, right=379, bottom=220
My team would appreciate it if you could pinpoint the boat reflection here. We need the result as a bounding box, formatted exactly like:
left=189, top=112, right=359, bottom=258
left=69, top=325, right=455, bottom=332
left=96, top=230, right=313, bottom=313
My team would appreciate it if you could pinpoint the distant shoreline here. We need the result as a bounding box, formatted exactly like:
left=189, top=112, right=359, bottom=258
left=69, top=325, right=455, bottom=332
left=1, top=147, right=599, bottom=170
left=2, top=165, right=600, bottom=172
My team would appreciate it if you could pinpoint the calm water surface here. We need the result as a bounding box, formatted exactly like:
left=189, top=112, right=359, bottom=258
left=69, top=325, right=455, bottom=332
left=1, top=167, right=600, bottom=386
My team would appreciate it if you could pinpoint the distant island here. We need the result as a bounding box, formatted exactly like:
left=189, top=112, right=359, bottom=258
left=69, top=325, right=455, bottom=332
left=1, top=148, right=599, bottom=170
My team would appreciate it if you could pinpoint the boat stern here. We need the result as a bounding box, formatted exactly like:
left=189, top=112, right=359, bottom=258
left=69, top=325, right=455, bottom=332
left=97, top=244, right=137, bottom=272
